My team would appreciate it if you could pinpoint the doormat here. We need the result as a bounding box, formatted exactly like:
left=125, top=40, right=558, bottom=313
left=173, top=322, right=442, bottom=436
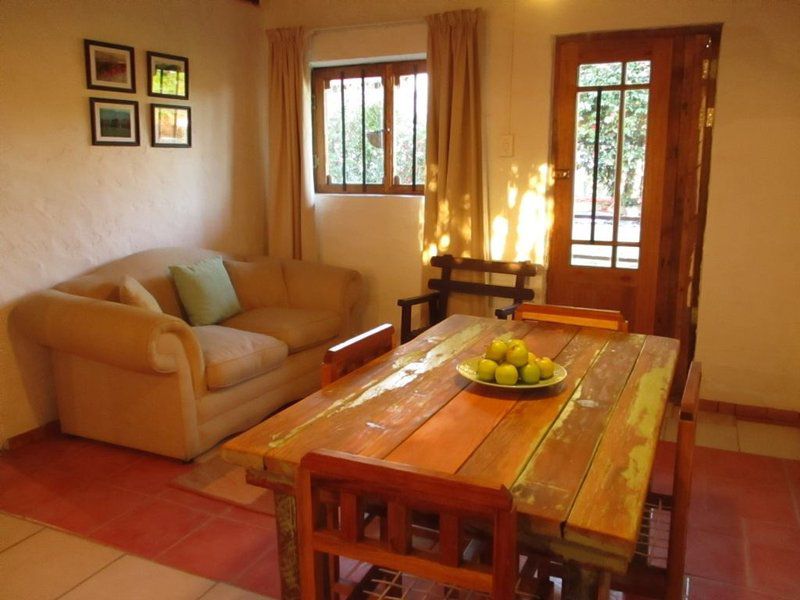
left=172, top=450, right=275, bottom=515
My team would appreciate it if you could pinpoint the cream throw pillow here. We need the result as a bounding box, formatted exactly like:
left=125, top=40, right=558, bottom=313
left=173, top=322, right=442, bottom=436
left=224, top=259, right=289, bottom=310
left=119, top=276, right=163, bottom=313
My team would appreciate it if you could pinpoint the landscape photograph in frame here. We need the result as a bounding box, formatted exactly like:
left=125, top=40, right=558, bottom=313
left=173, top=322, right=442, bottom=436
left=84, top=39, right=136, bottom=92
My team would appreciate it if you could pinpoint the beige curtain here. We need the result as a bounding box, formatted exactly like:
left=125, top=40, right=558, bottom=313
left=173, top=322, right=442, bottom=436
left=423, top=9, right=487, bottom=315
left=266, top=27, right=317, bottom=260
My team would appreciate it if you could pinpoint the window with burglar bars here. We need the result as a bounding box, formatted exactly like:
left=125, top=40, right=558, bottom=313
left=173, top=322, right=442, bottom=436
left=311, top=60, right=428, bottom=195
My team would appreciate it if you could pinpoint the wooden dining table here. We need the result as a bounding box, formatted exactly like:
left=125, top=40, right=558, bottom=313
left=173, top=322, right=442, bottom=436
left=222, top=314, right=679, bottom=599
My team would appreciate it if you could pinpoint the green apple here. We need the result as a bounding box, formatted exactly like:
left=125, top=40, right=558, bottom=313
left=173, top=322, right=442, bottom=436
left=505, top=343, right=529, bottom=367
left=485, top=339, right=508, bottom=362
left=528, top=351, right=538, bottom=364
left=495, top=362, right=519, bottom=385
left=476, top=358, right=498, bottom=382
left=520, top=362, right=541, bottom=384
left=537, top=357, right=555, bottom=379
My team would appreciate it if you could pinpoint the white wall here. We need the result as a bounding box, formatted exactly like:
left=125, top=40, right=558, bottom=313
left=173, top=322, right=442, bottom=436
left=308, top=23, right=427, bottom=334
left=263, top=0, right=800, bottom=411
left=0, top=0, right=268, bottom=444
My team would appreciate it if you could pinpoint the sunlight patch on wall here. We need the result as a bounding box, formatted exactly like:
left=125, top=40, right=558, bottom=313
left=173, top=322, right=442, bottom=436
left=491, top=163, right=553, bottom=266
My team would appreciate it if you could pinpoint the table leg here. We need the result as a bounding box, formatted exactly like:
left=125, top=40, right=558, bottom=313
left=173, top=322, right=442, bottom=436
left=275, top=491, right=301, bottom=600
left=561, top=560, right=609, bottom=600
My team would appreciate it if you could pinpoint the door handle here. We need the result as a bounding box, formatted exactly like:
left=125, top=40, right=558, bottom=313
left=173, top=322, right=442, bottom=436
left=554, top=169, right=571, bottom=180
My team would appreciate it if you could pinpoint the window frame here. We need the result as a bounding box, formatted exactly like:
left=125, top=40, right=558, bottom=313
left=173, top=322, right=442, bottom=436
left=311, top=59, right=427, bottom=196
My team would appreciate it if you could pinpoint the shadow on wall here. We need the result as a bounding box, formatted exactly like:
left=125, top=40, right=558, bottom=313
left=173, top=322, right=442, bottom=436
left=1, top=303, right=57, bottom=447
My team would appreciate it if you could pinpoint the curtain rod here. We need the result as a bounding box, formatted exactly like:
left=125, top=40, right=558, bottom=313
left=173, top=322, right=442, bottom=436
left=309, top=17, right=425, bottom=36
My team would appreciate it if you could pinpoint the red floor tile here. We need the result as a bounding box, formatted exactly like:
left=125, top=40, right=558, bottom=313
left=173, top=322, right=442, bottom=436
left=54, top=440, right=148, bottom=482
left=158, top=486, right=234, bottom=516
left=744, top=520, right=800, bottom=552
left=685, top=529, right=748, bottom=586
left=0, top=464, right=90, bottom=515
left=91, top=497, right=210, bottom=558
left=221, top=505, right=276, bottom=530
left=695, top=448, right=787, bottom=486
left=2, top=433, right=799, bottom=597
left=747, top=542, right=800, bottom=598
left=688, top=576, right=785, bottom=599
left=24, top=481, right=148, bottom=535
left=106, top=455, right=193, bottom=494
left=689, top=503, right=743, bottom=537
left=0, top=436, right=94, bottom=471
left=157, top=516, right=277, bottom=582
left=232, top=546, right=282, bottom=598
left=708, top=479, right=797, bottom=526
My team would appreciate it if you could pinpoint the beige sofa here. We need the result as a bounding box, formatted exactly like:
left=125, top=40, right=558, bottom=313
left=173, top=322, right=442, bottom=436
left=12, top=247, right=363, bottom=460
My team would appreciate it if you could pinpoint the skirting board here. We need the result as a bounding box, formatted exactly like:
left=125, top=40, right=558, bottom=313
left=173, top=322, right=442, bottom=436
left=699, top=399, right=800, bottom=428
left=5, top=420, right=61, bottom=450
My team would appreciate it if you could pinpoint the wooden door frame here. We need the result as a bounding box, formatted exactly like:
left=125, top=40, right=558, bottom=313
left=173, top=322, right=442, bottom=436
left=547, top=24, right=722, bottom=381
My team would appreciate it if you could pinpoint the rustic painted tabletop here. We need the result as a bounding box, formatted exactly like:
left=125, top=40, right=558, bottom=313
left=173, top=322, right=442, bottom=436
left=223, top=314, right=679, bottom=597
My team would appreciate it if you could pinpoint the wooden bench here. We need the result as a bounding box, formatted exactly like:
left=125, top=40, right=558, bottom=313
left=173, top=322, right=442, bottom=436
left=397, top=254, right=536, bottom=343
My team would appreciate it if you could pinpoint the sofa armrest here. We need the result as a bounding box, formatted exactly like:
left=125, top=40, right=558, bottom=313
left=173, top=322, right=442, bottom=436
left=282, top=260, right=364, bottom=333
left=11, top=290, right=205, bottom=393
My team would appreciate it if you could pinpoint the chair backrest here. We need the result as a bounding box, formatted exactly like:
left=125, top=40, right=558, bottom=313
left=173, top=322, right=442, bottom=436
left=296, top=449, right=518, bottom=600
left=428, top=254, right=536, bottom=321
left=666, top=361, right=701, bottom=600
left=514, top=303, right=629, bottom=332
left=321, top=323, right=395, bottom=387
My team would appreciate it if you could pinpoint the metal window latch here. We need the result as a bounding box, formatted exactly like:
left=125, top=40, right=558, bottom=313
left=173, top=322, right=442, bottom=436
left=554, top=169, right=571, bottom=180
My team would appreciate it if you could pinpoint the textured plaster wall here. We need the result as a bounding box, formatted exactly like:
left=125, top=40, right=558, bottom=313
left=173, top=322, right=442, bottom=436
left=0, top=0, right=267, bottom=445
left=262, top=0, right=800, bottom=411
left=309, top=23, right=427, bottom=335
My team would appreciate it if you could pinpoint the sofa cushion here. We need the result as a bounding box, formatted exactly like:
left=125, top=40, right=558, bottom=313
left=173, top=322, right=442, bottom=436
left=170, top=256, right=242, bottom=326
left=119, top=276, right=163, bottom=313
left=194, top=325, right=288, bottom=390
left=54, top=247, right=226, bottom=318
left=224, top=259, right=289, bottom=310
left=222, top=307, right=341, bottom=353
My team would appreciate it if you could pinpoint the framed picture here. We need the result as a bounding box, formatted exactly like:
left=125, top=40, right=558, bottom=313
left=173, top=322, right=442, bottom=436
left=147, top=52, right=189, bottom=99
left=84, top=39, right=136, bottom=93
left=89, top=98, right=139, bottom=146
left=151, top=104, right=191, bottom=147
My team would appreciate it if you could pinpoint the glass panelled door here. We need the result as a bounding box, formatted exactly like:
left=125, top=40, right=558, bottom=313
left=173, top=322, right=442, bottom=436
left=572, top=60, right=650, bottom=269
left=548, top=34, right=673, bottom=333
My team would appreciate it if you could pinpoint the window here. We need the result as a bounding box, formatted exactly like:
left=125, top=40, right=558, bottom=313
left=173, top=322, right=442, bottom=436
left=570, top=60, right=651, bottom=269
left=311, top=60, right=428, bottom=195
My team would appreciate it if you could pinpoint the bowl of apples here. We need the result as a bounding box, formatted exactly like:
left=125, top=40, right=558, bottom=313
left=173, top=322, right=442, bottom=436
left=457, top=336, right=567, bottom=389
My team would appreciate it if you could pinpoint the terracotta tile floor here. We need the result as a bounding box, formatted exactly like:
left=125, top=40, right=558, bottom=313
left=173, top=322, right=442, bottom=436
left=0, top=420, right=798, bottom=599
left=0, top=436, right=280, bottom=598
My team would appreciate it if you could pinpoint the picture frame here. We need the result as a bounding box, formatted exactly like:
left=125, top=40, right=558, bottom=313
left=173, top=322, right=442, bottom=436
left=84, top=39, right=136, bottom=93
left=89, top=98, right=140, bottom=146
left=151, top=104, right=191, bottom=148
left=147, top=52, right=189, bottom=99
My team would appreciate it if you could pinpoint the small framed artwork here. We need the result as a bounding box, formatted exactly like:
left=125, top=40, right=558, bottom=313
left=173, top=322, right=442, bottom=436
left=84, top=39, right=136, bottom=92
left=89, top=98, right=139, bottom=146
left=151, top=104, right=191, bottom=147
left=147, top=52, right=189, bottom=99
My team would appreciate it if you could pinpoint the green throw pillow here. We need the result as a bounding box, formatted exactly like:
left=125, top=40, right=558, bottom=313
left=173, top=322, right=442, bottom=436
left=170, top=256, right=242, bottom=326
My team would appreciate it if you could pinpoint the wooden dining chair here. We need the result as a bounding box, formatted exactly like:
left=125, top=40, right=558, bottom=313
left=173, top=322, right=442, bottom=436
left=611, top=361, right=701, bottom=599
left=321, top=324, right=395, bottom=387
left=296, top=449, right=553, bottom=600
left=513, top=303, right=629, bottom=332
left=397, top=254, right=537, bottom=343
